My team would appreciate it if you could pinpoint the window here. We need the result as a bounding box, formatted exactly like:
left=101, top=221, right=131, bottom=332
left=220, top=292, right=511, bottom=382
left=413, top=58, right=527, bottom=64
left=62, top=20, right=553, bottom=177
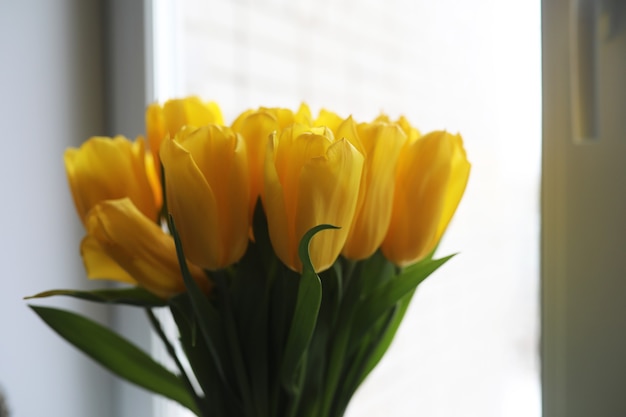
left=151, top=1, right=541, bottom=416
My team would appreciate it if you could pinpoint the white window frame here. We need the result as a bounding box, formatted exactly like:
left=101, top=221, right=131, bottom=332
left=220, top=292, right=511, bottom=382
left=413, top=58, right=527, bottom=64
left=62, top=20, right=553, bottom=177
left=541, top=1, right=626, bottom=416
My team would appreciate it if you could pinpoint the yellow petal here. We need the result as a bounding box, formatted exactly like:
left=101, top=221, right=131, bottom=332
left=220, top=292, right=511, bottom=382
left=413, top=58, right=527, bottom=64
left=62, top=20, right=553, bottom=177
left=435, top=133, right=471, bottom=241
left=232, top=110, right=280, bottom=219
left=81, top=236, right=137, bottom=285
left=161, top=137, right=221, bottom=269
left=296, top=138, right=364, bottom=271
left=396, top=115, right=422, bottom=143
left=263, top=133, right=292, bottom=267
left=146, top=102, right=166, bottom=174
left=64, top=136, right=158, bottom=225
left=84, top=198, right=208, bottom=299
left=163, top=96, right=224, bottom=132
left=144, top=150, right=163, bottom=210
left=382, top=131, right=470, bottom=266
left=342, top=123, right=407, bottom=259
left=295, top=103, right=313, bottom=126
left=146, top=97, right=224, bottom=175
left=314, top=109, right=344, bottom=133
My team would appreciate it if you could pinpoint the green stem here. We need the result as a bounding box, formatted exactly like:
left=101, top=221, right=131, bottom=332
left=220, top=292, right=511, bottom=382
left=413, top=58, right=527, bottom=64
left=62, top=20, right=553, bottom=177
left=214, top=271, right=255, bottom=416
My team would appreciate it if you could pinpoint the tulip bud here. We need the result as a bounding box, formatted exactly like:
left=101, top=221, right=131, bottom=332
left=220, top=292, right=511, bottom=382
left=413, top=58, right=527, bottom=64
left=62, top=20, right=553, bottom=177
left=64, top=136, right=159, bottom=225
left=382, top=131, right=470, bottom=267
left=263, top=125, right=364, bottom=272
left=161, top=125, right=250, bottom=270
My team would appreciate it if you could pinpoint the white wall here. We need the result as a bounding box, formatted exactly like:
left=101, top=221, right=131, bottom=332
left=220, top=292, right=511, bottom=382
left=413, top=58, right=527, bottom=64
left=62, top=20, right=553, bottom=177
left=0, top=1, right=114, bottom=416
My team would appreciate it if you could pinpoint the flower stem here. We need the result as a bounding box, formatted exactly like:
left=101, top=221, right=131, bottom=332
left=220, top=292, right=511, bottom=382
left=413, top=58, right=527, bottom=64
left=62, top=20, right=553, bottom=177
left=145, top=308, right=206, bottom=416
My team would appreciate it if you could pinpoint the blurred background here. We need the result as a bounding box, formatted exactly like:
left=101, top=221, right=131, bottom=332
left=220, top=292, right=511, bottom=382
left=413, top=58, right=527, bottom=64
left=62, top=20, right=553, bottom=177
left=1, top=1, right=540, bottom=416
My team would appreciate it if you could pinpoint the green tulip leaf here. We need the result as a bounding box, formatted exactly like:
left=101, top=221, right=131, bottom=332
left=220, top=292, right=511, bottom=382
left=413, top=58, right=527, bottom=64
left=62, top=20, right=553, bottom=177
left=335, top=289, right=416, bottom=417
left=349, top=254, right=454, bottom=352
left=30, top=305, right=199, bottom=415
left=356, top=288, right=415, bottom=385
left=280, top=225, right=333, bottom=393
left=25, top=287, right=166, bottom=307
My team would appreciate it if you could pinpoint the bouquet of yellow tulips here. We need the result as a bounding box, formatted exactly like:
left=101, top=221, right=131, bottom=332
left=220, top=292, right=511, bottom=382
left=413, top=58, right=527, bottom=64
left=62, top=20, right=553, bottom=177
left=28, top=97, right=470, bottom=417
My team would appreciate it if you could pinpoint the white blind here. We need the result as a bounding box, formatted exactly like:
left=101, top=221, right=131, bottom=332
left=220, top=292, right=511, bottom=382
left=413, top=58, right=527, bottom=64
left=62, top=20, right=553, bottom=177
left=153, top=1, right=541, bottom=416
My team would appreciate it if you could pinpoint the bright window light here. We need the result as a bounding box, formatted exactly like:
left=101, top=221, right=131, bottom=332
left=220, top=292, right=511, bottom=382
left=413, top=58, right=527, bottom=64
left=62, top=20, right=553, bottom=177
left=151, top=1, right=541, bottom=416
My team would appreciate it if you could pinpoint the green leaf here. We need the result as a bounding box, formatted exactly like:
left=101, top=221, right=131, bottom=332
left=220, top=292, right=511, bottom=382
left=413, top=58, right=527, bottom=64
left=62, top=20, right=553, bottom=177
left=30, top=305, right=198, bottom=415
left=280, top=225, right=333, bottom=393
left=298, top=264, right=343, bottom=416
left=213, top=270, right=255, bottom=414
left=25, top=287, right=166, bottom=307
left=356, top=288, right=415, bottom=385
left=334, top=289, right=416, bottom=417
left=348, top=254, right=454, bottom=353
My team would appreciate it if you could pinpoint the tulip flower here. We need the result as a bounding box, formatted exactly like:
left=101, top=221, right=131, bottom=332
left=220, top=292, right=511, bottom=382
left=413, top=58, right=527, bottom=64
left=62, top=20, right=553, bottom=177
left=161, top=125, right=249, bottom=270
left=342, top=121, right=407, bottom=260
left=382, top=131, right=470, bottom=267
left=64, top=136, right=159, bottom=225
left=146, top=96, right=224, bottom=178
left=81, top=198, right=208, bottom=299
left=263, top=125, right=364, bottom=272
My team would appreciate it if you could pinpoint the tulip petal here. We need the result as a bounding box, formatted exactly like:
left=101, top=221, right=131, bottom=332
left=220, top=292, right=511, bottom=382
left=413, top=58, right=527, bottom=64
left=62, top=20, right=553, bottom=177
left=147, top=97, right=224, bottom=176
left=64, top=136, right=158, bottom=224
left=295, top=103, right=312, bottom=126
left=315, top=109, right=344, bottom=133
left=232, top=111, right=280, bottom=219
left=382, top=131, right=469, bottom=266
left=343, top=123, right=406, bottom=260
left=84, top=198, right=208, bottom=299
left=163, top=96, right=224, bottom=132
left=161, top=137, right=222, bottom=270
left=435, top=134, right=471, bottom=241
left=146, top=102, right=166, bottom=171
left=263, top=133, right=292, bottom=268
left=81, top=236, right=137, bottom=285
left=295, top=138, right=364, bottom=272
left=162, top=126, right=249, bottom=270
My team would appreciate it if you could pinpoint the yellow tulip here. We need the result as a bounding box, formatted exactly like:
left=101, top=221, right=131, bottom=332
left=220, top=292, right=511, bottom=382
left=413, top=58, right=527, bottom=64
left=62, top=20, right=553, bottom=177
left=381, top=131, right=470, bottom=267
left=64, top=136, right=159, bottom=225
left=263, top=125, right=364, bottom=272
left=81, top=198, right=209, bottom=299
left=146, top=96, right=224, bottom=177
left=161, top=125, right=249, bottom=270
left=342, top=121, right=407, bottom=260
